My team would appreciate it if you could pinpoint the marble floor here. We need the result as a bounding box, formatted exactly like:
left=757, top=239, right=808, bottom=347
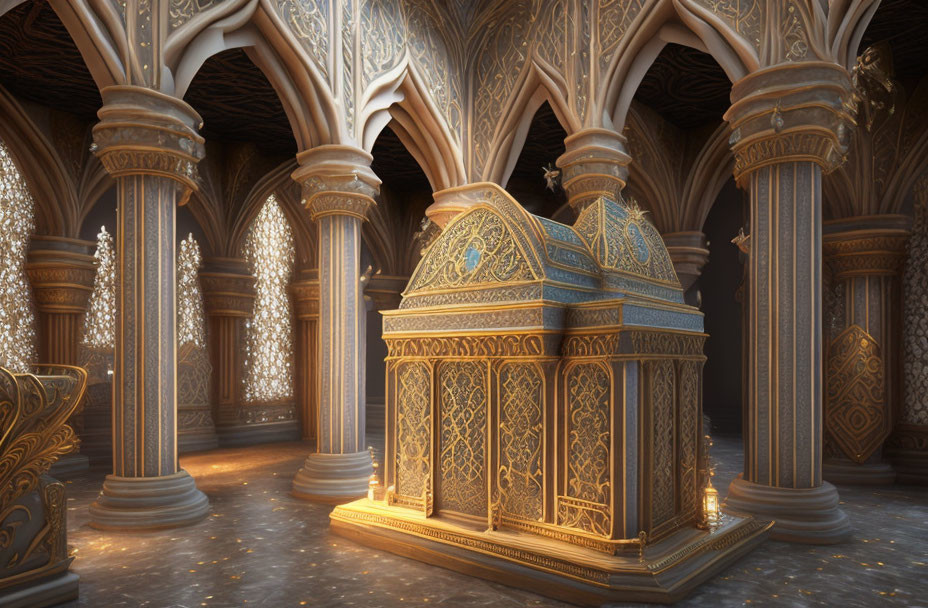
left=57, top=435, right=928, bottom=608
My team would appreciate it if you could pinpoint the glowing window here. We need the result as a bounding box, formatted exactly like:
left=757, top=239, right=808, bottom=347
left=0, top=140, right=37, bottom=372
left=242, top=195, right=295, bottom=403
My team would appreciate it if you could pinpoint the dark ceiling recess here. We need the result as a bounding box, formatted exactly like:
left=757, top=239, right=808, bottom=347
left=859, top=0, right=928, bottom=93
left=505, top=101, right=567, bottom=219
left=0, top=1, right=101, bottom=120
left=184, top=48, right=297, bottom=157
left=634, top=43, right=731, bottom=131
left=371, top=126, right=433, bottom=194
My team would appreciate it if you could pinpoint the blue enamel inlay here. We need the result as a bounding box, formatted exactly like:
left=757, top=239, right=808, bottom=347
left=464, top=245, right=481, bottom=272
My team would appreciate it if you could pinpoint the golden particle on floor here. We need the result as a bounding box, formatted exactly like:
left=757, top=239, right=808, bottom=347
left=58, top=437, right=928, bottom=608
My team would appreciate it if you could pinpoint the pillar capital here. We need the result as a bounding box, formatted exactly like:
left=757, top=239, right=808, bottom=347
left=200, top=257, right=256, bottom=318
left=26, top=236, right=96, bottom=315
left=662, top=231, right=710, bottom=292
left=725, top=62, right=856, bottom=183
left=823, top=215, right=910, bottom=279
left=425, top=182, right=500, bottom=228
left=556, top=128, right=630, bottom=213
left=292, top=145, right=380, bottom=221
left=92, top=85, right=205, bottom=192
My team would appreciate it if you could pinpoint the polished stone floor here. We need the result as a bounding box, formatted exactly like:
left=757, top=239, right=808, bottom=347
left=58, top=434, right=928, bottom=608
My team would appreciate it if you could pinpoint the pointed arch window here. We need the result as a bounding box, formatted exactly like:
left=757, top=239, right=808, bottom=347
left=242, top=195, right=295, bottom=403
left=0, top=140, right=37, bottom=372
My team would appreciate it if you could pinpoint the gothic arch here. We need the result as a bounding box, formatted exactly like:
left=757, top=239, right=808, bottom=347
left=604, top=15, right=741, bottom=133
left=226, top=161, right=315, bottom=269
left=481, top=59, right=577, bottom=186
left=0, top=86, right=78, bottom=237
left=357, top=59, right=466, bottom=192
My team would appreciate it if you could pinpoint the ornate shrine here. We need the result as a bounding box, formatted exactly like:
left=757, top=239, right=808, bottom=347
left=331, top=185, right=770, bottom=604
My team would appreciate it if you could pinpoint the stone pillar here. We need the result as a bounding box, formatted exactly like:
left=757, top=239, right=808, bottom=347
left=821, top=216, right=909, bottom=484
left=556, top=128, right=631, bottom=214
left=888, top=179, right=928, bottom=484
left=291, top=145, right=379, bottom=503
left=721, top=63, right=854, bottom=543
left=199, top=258, right=258, bottom=446
left=27, top=236, right=96, bottom=477
left=291, top=270, right=319, bottom=442
left=87, top=86, right=209, bottom=530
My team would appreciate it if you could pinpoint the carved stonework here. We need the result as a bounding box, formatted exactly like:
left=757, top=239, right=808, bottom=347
left=825, top=326, right=889, bottom=463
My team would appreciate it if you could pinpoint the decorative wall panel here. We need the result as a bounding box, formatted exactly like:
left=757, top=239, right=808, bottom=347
left=650, top=359, right=675, bottom=527
left=498, top=362, right=544, bottom=521
left=396, top=361, right=431, bottom=499
left=438, top=361, right=488, bottom=517
left=825, top=325, right=888, bottom=463
left=678, top=360, right=699, bottom=518
left=559, top=362, right=611, bottom=536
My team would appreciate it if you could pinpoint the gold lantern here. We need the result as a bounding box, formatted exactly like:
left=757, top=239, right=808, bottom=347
left=703, top=477, right=720, bottom=527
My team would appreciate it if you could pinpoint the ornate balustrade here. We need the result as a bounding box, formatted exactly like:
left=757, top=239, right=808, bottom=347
left=0, top=364, right=87, bottom=607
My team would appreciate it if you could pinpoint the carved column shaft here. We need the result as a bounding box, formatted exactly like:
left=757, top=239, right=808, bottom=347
left=26, top=238, right=96, bottom=365
left=722, top=63, right=854, bottom=544
left=27, top=236, right=96, bottom=477
left=291, top=145, right=379, bottom=503
left=822, top=219, right=909, bottom=484
left=88, top=85, right=209, bottom=531
left=201, top=260, right=257, bottom=445
left=292, top=272, right=319, bottom=442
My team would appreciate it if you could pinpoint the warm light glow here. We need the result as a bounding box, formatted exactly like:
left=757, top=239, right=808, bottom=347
left=82, top=226, right=116, bottom=349
left=177, top=233, right=206, bottom=349
left=703, top=479, right=720, bottom=527
left=242, top=195, right=295, bottom=403
left=0, top=139, right=37, bottom=372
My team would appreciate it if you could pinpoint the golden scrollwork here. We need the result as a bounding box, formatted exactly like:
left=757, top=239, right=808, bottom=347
left=396, top=361, right=431, bottom=500
left=559, top=362, right=611, bottom=537
left=498, top=362, right=544, bottom=522
left=825, top=325, right=889, bottom=463
left=438, top=361, right=488, bottom=517
left=0, top=366, right=86, bottom=509
left=649, top=359, right=676, bottom=527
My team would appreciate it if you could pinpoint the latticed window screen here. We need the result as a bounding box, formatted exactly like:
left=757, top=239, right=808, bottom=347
left=82, top=226, right=116, bottom=350
left=242, top=195, right=295, bottom=403
left=177, top=234, right=206, bottom=349
left=0, top=140, right=37, bottom=372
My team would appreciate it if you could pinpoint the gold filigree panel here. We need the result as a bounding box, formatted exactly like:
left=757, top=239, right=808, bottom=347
left=558, top=362, right=610, bottom=536
left=678, top=360, right=699, bottom=519
left=396, top=361, right=431, bottom=499
left=825, top=325, right=889, bottom=463
left=498, top=362, right=544, bottom=522
left=438, top=361, right=488, bottom=517
left=406, top=207, right=536, bottom=294
left=649, top=359, right=675, bottom=527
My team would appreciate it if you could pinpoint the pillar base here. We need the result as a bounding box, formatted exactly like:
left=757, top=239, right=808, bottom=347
left=292, top=451, right=372, bottom=504
left=88, top=470, right=209, bottom=531
left=723, top=475, right=851, bottom=544
left=823, top=458, right=895, bottom=486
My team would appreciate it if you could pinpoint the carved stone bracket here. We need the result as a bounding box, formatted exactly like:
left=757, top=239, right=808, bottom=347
left=662, top=232, right=710, bottom=292
left=92, top=85, right=205, bottom=193
left=201, top=258, right=256, bottom=317
left=292, top=145, right=380, bottom=219
left=823, top=217, right=910, bottom=279
left=26, top=237, right=95, bottom=316
left=556, top=128, right=631, bottom=213
left=726, top=63, right=856, bottom=182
